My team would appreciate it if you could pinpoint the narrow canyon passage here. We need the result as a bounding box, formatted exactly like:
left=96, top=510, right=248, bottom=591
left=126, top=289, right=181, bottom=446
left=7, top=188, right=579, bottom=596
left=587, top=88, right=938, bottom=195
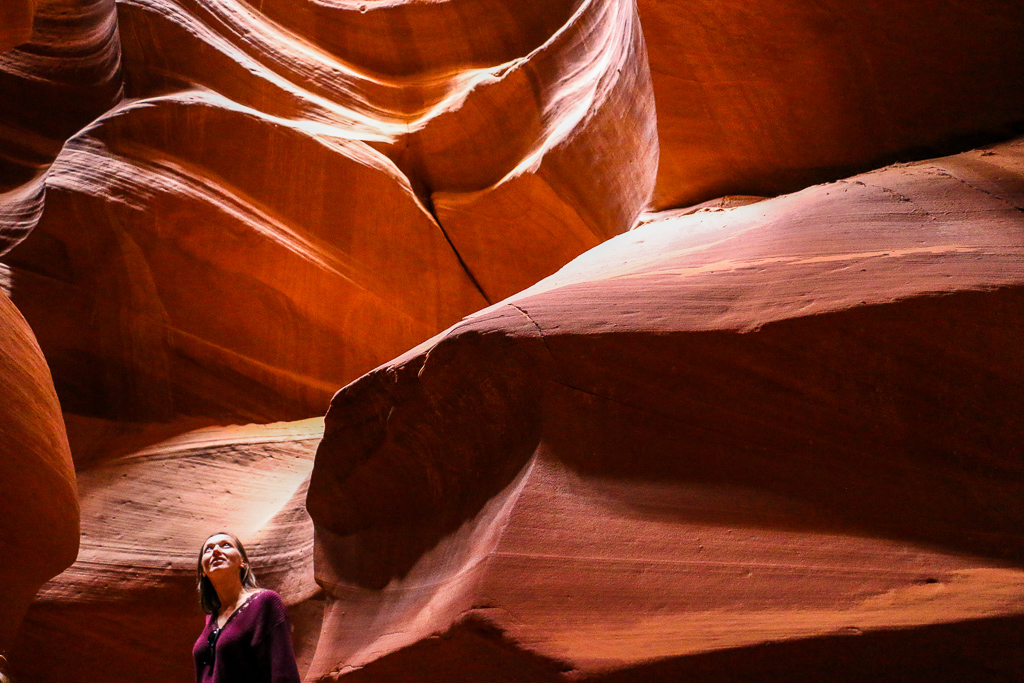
left=1, top=0, right=1023, bottom=681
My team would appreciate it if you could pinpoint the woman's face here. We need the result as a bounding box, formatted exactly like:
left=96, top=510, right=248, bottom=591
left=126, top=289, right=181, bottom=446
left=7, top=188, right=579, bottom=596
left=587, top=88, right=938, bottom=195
left=201, top=534, right=245, bottom=579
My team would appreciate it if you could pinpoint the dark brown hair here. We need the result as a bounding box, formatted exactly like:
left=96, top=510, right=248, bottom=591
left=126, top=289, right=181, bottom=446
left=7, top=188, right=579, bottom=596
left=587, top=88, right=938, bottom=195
left=196, top=531, right=259, bottom=615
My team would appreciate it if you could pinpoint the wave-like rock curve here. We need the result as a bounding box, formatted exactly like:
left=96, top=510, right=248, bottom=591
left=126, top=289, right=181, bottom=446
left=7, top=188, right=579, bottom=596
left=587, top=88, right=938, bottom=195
left=307, top=138, right=1024, bottom=680
left=0, top=0, right=122, bottom=196
left=0, top=292, right=78, bottom=652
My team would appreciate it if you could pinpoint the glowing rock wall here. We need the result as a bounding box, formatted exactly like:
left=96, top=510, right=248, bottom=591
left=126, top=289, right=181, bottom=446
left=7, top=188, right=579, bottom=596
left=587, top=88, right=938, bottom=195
left=1, top=0, right=1022, bottom=680
left=0, top=292, right=78, bottom=652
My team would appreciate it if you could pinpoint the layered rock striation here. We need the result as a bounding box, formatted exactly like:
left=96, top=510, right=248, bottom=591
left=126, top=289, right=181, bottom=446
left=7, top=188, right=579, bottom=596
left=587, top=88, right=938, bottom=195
left=1, top=0, right=657, bottom=427
left=1, top=0, right=657, bottom=678
left=115, top=0, right=658, bottom=299
left=0, top=292, right=78, bottom=652
left=640, top=0, right=1024, bottom=209
left=1, top=0, right=1023, bottom=680
left=0, top=0, right=122, bottom=194
left=307, top=139, right=1024, bottom=680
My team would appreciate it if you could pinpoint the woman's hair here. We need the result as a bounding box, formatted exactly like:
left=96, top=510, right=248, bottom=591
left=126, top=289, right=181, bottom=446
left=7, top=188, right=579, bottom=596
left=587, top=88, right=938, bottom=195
left=196, top=531, right=259, bottom=615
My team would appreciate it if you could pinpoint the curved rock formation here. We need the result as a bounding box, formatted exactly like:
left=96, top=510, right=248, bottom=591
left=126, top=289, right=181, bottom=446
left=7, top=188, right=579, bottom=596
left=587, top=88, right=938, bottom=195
left=1, top=0, right=656, bottom=427
left=306, top=138, right=1024, bottom=680
left=9, top=419, right=324, bottom=683
left=0, top=0, right=122, bottom=197
left=2, top=0, right=1023, bottom=680
left=640, top=0, right=1024, bottom=209
left=1, top=0, right=656, bottom=677
left=115, top=0, right=658, bottom=299
left=3, top=92, right=487, bottom=423
left=0, top=292, right=78, bottom=652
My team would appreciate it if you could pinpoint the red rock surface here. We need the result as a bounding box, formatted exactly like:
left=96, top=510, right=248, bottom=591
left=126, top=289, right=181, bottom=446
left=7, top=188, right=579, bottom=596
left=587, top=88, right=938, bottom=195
left=3, top=94, right=488, bottom=422
left=0, top=0, right=656, bottom=677
left=1, top=0, right=1023, bottom=680
left=641, top=0, right=1024, bottom=210
left=115, top=0, right=657, bottom=300
left=1, top=0, right=657, bottom=425
left=0, top=292, right=78, bottom=652
left=306, top=139, right=1024, bottom=680
left=0, top=0, right=122, bottom=196
left=0, top=0, right=34, bottom=53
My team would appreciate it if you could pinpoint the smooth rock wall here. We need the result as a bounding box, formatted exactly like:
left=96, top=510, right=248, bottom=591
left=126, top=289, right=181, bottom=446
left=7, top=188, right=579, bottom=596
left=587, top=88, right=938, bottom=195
left=0, top=0, right=656, bottom=676
left=0, top=292, right=78, bottom=652
left=0, top=0, right=34, bottom=53
left=641, top=0, right=1024, bottom=209
left=2, top=0, right=657, bottom=428
left=1, top=0, right=1023, bottom=680
left=115, top=0, right=659, bottom=301
left=306, top=138, right=1024, bottom=680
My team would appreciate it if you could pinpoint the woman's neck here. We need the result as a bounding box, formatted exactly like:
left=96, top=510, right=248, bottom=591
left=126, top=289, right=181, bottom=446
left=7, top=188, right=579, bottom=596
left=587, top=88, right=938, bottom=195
left=212, top=578, right=247, bottom=616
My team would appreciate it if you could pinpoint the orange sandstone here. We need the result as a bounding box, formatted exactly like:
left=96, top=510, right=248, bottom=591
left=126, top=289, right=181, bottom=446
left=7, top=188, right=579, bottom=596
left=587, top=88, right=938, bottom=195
left=0, top=292, right=78, bottom=652
left=307, top=139, right=1024, bottom=680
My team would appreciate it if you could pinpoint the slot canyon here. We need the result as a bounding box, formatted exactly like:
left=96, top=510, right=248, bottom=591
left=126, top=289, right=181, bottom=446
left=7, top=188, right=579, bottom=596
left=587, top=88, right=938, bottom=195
left=1, top=0, right=1023, bottom=680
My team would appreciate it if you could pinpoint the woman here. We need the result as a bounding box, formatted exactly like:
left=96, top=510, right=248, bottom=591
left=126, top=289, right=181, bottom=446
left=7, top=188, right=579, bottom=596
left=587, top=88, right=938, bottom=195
left=193, top=532, right=301, bottom=683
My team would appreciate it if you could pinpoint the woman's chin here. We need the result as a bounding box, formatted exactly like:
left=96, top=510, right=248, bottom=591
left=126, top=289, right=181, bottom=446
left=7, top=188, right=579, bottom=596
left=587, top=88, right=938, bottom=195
left=204, top=565, right=233, bottom=578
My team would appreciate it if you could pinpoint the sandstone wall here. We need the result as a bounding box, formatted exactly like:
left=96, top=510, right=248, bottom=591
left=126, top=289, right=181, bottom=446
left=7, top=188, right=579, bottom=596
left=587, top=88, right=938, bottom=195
left=307, top=139, right=1024, bottom=680
left=0, top=0, right=1022, bottom=680
left=0, top=292, right=78, bottom=652
left=641, top=0, right=1024, bottom=209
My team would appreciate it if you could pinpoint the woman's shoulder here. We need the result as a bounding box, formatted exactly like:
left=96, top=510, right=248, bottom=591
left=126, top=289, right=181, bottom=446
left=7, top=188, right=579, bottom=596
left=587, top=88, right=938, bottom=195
left=245, top=589, right=292, bottom=635
left=248, top=589, right=288, bottom=615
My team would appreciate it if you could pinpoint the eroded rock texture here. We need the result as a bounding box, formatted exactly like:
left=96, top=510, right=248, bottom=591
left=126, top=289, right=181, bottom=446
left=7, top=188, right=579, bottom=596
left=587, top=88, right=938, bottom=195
left=0, top=0, right=122, bottom=196
left=0, top=292, right=78, bottom=652
left=115, top=0, right=657, bottom=299
left=1, top=0, right=656, bottom=425
left=307, top=139, right=1024, bottom=681
left=9, top=419, right=324, bottom=682
left=2, top=0, right=1024, bottom=680
left=1, top=0, right=657, bottom=677
left=641, top=0, right=1024, bottom=210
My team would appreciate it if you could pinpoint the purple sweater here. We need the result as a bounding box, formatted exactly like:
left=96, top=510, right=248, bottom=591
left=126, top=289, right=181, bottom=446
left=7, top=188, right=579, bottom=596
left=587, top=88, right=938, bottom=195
left=193, top=590, right=301, bottom=683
